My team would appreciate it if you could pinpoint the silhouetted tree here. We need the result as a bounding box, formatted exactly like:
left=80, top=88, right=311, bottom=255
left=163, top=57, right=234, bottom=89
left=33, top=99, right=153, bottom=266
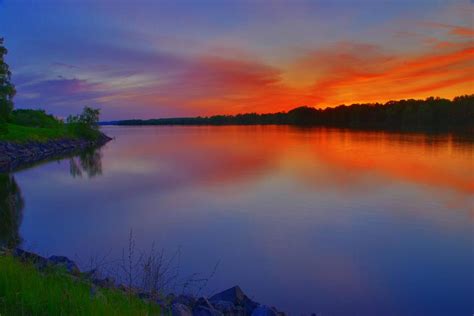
left=0, top=38, right=16, bottom=133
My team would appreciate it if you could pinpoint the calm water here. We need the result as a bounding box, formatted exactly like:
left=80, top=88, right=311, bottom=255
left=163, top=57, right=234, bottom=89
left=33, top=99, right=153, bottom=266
left=2, top=126, right=474, bottom=315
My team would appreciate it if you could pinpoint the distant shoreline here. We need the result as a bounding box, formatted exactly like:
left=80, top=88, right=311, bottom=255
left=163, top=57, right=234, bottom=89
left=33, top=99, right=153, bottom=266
left=101, top=95, right=474, bottom=133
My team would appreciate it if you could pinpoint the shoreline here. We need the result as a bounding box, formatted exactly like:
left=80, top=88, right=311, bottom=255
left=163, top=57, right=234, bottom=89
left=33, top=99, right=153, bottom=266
left=3, top=248, right=286, bottom=316
left=0, top=132, right=112, bottom=173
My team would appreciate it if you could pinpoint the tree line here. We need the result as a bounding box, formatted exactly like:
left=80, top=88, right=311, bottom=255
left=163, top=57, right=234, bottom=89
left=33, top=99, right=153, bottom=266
left=113, top=95, right=473, bottom=132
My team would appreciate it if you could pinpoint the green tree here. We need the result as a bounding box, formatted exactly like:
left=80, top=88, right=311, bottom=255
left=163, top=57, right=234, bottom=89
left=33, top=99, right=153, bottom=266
left=0, top=38, right=16, bottom=126
left=67, top=106, right=100, bottom=129
left=66, top=106, right=102, bottom=140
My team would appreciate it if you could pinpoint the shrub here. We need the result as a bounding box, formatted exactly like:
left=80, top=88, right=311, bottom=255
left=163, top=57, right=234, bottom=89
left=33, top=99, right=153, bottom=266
left=67, top=107, right=100, bottom=130
left=66, top=107, right=102, bottom=140
left=11, top=109, right=63, bottom=128
left=66, top=123, right=101, bottom=140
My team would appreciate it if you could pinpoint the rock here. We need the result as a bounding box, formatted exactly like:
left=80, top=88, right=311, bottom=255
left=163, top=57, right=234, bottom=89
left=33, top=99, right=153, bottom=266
left=193, top=306, right=223, bottom=316
left=196, top=297, right=214, bottom=309
left=167, top=293, right=177, bottom=303
left=155, top=297, right=169, bottom=308
left=0, top=134, right=111, bottom=173
left=209, top=286, right=258, bottom=315
left=250, top=306, right=278, bottom=316
left=48, top=255, right=80, bottom=274
left=173, top=294, right=197, bottom=306
left=13, top=248, right=49, bottom=270
left=172, top=303, right=193, bottom=316
left=212, top=300, right=244, bottom=315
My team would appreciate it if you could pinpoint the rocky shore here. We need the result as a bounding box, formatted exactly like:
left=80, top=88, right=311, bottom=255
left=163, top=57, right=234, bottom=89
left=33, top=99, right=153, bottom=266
left=8, top=248, right=285, bottom=316
left=0, top=133, right=112, bottom=173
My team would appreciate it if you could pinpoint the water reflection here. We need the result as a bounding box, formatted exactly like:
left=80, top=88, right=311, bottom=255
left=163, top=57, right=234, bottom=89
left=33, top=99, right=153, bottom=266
left=69, top=148, right=103, bottom=178
left=6, top=127, right=474, bottom=315
left=0, top=147, right=104, bottom=248
left=0, top=174, right=24, bottom=249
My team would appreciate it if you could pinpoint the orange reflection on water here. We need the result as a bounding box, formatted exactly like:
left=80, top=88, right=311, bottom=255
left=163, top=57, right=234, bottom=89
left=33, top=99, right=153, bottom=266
left=105, top=126, right=473, bottom=203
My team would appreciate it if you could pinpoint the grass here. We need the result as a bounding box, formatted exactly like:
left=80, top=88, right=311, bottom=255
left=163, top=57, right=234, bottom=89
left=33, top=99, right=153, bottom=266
left=0, top=124, right=77, bottom=143
left=0, top=255, right=162, bottom=315
left=0, top=124, right=101, bottom=143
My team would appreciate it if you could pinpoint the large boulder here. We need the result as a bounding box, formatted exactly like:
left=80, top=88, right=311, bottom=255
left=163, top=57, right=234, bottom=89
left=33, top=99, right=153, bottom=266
left=209, top=286, right=258, bottom=315
left=48, top=255, right=80, bottom=274
left=193, top=297, right=223, bottom=316
left=250, top=306, right=278, bottom=316
left=212, top=300, right=246, bottom=316
left=193, top=306, right=223, bottom=316
left=172, top=303, right=193, bottom=316
left=173, top=294, right=197, bottom=306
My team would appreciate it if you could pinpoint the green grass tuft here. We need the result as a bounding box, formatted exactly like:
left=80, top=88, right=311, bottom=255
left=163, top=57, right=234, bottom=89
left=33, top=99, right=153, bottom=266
left=0, top=255, right=162, bottom=315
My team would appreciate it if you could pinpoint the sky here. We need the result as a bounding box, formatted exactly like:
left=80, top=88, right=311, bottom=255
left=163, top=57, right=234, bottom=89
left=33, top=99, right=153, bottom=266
left=0, top=0, right=473, bottom=120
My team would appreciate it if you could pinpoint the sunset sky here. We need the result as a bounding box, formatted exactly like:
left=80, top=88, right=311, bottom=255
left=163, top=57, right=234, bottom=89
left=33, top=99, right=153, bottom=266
left=0, top=0, right=473, bottom=120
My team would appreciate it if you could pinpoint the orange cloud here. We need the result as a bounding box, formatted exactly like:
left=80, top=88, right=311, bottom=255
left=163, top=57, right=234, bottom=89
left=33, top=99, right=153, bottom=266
left=425, top=22, right=474, bottom=37
left=46, top=23, right=472, bottom=117
left=167, top=28, right=473, bottom=113
left=297, top=40, right=474, bottom=107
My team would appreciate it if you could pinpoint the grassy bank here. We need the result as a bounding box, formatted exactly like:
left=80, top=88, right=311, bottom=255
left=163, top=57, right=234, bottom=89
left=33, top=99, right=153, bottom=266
left=0, top=255, right=161, bottom=315
left=0, top=108, right=103, bottom=143
left=0, top=124, right=79, bottom=143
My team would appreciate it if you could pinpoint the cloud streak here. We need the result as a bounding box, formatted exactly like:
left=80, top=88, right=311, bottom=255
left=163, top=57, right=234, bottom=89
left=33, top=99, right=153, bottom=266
left=3, top=1, right=473, bottom=119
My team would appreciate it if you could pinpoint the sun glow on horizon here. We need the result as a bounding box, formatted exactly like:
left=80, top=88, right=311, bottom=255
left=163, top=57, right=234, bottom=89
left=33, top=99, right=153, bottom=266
left=0, top=0, right=473, bottom=119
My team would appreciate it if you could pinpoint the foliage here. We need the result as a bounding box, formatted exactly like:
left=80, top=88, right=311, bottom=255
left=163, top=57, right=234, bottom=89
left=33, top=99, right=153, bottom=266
left=66, top=123, right=101, bottom=141
left=11, top=109, right=63, bottom=128
left=66, top=106, right=102, bottom=140
left=115, top=95, right=474, bottom=132
left=0, top=38, right=16, bottom=123
left=0, top=107, right=103, bottom=142
left=67, top=107, right=101, bottom=130
left=0, top=255, right=162, bottom=315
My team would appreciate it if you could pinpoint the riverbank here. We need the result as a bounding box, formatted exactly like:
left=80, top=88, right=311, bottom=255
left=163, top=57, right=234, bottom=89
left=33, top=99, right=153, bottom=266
left=0, top=132, right=112, bottom=172
left=0, top=248, right=285, bottom=316
left=0, top=252, right=161, bottom=315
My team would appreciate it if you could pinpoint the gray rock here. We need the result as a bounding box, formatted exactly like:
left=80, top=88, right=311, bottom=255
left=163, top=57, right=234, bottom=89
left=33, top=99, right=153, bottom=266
left=172, top=303, right=193, bottom=316
left=213, top=300, right=246, bottom=315
left=174, top=294, right=197, bottom=306
left=250, top=306, right=278, bottom=316
left=155, top=297, right=168, bottom=308
left=209, top=286, right=258, bottom=315
left=48, top=255, right=80, bottom=274
left=193, top=306, right=223, bottom=316
left=196, top=297, right=214, bottom=309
